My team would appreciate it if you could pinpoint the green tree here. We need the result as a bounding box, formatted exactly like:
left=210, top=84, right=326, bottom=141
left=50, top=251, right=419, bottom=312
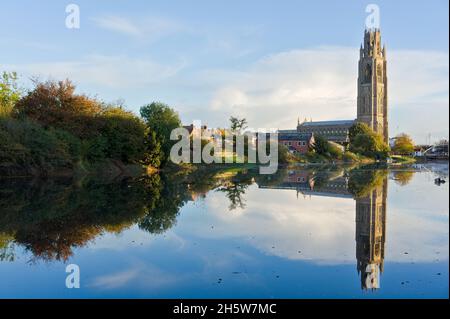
left=349, top=123, right=390, bottom=159
left=313, top=135, right=330, bottom=155
left=140, top=102, right=181, bottom=165
left=100, top=106, right=146, bottom=163
left=142, top=129, right=163, bottom=167
left=349, top=122, right=372, bottom=144
left=0, top=71, right=21, bottom=117
left=393, top=133, right=414, bottom=155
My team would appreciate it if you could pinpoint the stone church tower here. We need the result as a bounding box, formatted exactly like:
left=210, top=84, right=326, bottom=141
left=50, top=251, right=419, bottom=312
left=357, top=29, right=389, bottom=143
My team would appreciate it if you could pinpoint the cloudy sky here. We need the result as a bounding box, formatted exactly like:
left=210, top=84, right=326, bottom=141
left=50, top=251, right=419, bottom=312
left=1, top=0, right=448, bottom=144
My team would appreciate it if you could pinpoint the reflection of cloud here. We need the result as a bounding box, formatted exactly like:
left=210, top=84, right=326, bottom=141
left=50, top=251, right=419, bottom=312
left=202, top=185, right=357, bottom=264
left=89, top=263, right=178, bottom=290
left=90, top=225, right=186, bottom=251
left=90, top=268, right=139, bottom=289
left=177, top=174, right=448, bottom=264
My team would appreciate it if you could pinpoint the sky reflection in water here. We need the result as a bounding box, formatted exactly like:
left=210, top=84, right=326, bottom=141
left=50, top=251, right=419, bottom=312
left=0, top=164, right=448, bottom=298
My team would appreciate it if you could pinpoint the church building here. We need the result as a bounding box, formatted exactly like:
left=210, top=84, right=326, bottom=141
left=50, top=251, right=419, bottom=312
left=278, top=28, right=389, bottom=150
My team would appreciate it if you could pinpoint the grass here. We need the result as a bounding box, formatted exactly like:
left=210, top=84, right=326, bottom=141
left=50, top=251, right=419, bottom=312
left=390, top=155, right=416, bottom=164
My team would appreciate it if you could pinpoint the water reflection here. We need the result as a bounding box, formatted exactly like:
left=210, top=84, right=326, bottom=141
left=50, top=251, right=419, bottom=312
left=0, top=164, right=447, bottom=296
left=256, top=166, right=388, bottom=290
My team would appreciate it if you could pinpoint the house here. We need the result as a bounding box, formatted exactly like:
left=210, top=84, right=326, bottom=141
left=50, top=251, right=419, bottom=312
left=277, top=130, right=315, bottom=154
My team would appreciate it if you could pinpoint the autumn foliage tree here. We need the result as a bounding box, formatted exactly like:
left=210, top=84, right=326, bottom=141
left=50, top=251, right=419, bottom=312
left=14, top=79, right=103, bottom=137
left=393, top=133, right=414, bottom=155
left=5, top=78, right=146, bottom=168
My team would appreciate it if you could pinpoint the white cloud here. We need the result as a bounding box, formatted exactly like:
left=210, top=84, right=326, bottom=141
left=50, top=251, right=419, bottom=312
left=91, top=15, right=185, bottom=41
left=4, top=45, right=447, bottom=143
left=204, top=47, right=449, bottom=143
left=92, top=15, right=142, bottom=37
left=5, top=54, right=186, bottom=89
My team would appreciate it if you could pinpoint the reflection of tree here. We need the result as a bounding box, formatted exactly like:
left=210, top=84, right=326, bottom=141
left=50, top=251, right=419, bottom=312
left=0, top=177, right=150, bottom=262
left=348, top=166, right=388, bottom=198
left=217, top=182, right=249, bottom=210
left=216, top=170, right=255, bottom=210
left=138, top=175, right=189, bottom=234
left=0, top=233, right=15, bottom=262
left=392, top=170, right=414, bottom=186
left=0, top=166, right=237, bottom=262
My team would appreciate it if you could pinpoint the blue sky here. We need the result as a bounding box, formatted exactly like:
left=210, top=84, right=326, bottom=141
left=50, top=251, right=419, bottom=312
left=1, top=0, right=448, bottom=143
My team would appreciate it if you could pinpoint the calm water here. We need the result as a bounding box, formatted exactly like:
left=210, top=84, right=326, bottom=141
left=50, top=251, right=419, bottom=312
left=0, top=163, right=448, bottom=298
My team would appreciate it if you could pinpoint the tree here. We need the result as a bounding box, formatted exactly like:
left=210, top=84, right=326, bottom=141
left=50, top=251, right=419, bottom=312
left=14, top=79, right=103, bottom=137
left=229, top=116, right=247, bottom=133
left=313, top=135, right=330, bottom=155
left=349, top=122, right=372, bottom=144
left=140, top=102, right=181, bottom=165
left=142, top=129, right=162, bottom=167
left=312, top=135, right=343, bottom=159
left=100, top=106, right=146, bottom=163
left=0, top=71, right=21, bottom=116
left=393, top=133, right=414, bottom=155
left=349, top=123, right=390, bottom=159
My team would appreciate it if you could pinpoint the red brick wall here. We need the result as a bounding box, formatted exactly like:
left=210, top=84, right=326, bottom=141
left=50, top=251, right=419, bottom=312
left=279, top=140, right=310, bottom=154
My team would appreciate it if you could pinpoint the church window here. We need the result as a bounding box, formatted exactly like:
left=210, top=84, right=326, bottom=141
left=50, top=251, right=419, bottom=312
left=364, top=64, right=372, bottom=83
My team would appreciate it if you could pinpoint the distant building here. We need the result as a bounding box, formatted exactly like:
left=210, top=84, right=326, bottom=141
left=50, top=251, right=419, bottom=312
left=297, top=119, right=355, bottom=144
left=278, top=28, right=389, bottom=145
left=357, top=29, right=389, bottom=144
left=277, top=131, right=315, bottom=154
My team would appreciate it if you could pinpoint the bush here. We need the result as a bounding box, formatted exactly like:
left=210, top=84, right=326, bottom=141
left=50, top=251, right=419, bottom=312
left=0, top=117, right=79, bottom=174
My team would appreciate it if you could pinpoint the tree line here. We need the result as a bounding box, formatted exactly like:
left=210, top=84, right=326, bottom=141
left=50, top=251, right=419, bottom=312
left=0, top=72, right=181, bottom=176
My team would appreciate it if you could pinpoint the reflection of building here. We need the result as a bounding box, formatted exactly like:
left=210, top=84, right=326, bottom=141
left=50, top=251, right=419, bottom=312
left=257, top=168, right=388, bottom=290
left=355, top=178, right=387, bottom=290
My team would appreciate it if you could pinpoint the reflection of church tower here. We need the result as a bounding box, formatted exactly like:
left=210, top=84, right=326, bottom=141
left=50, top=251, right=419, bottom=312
left=357, top=29, right=389, bottom=143
left=355, top=177, right=387, bottom=290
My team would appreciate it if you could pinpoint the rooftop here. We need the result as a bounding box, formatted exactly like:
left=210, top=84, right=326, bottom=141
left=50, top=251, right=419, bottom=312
left=299, top=119, right=355, bottom=127
left=277, top=132, right=314, bottom=141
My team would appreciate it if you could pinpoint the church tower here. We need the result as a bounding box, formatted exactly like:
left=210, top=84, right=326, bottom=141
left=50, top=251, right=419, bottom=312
left=357, top=29, right=389, bottom=143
